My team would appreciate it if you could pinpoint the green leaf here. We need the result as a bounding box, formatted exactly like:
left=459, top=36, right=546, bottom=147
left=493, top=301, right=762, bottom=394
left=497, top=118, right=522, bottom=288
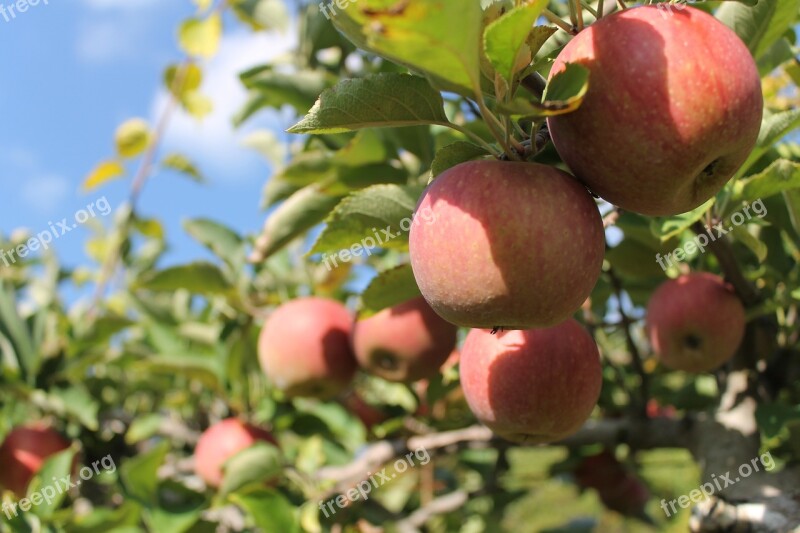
left=331, top=0, right=483, bottom=95
left=431, top=142, right=490, bottom=178
left=115, top=119, right=151, bottom=159
left=758, top=108, right=800, bottom=148
left=716, top=0, right=800, bottom=59
left=731, top=225, right=768, bottom=261
left=125, top=414, right=165, bottom=445
left=0, top=282, right=36, bottom=381
left=162, top=153, right=205, bottom=183
left=229, top=489, right=299, bottom=533
left=499, top=63, right=589, bottom=118
left=309, top=184, right=424, bottom=256
left=289, top=74, right=451, bottom=134
left=236, top=68, right=332, bottom=122
left=219, top=443, right=283, bottom=498
left=28, top=446, right=78, bottom=519
left=360, top=264, right=422, bottom=317
left=251, top=184, right=342, bottom=260
left=138, top=354, right=223, bottom=392
left=178, top=14, right=222, bottom=58
left=183, top=218, right=245, bottom=268
left=120, top=441, right=170, bottom=505
left=230, top=0, right=289, bottom=31
left=484, top=0, right=548, bottom=85
left=739, top=159, right=800, bottom=200
left=650, top=198, right=715, bottom=241
left=49, top=386, right=100, bottom=430
left=135, top=262, right=233, bottom=295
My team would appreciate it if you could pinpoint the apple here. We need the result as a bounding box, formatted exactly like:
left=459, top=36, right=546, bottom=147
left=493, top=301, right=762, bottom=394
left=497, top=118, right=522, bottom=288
left=646, top=272, right=746, bottom=372
left=343, top=392, right=389, bottom=430
left=547, top=5, right=762, bottom=216
left=258, top=297, right=357, bottom=398
left=352, top=297, right=458, bottom=382
left=575, top=451, right=650, bottom=518
left=409, top=160, right=605, bottom=329
left=194, top=418, right=278, bottom=488
left=0, top=424, right=72, bottom=496
left=460, top=319, right=602, bottom=443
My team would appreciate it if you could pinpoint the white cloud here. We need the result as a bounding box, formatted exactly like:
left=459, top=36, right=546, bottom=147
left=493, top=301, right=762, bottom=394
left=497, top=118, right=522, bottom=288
left=20, top=175, right=71, bottom=215
left=154, top=28, right=299, bottom=183
left=76, top=21, right=140, bottom=64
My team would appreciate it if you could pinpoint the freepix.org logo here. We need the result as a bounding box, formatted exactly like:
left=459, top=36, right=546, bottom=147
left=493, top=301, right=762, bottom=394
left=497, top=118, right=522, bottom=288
left=0, top=0, right=49, bottom=23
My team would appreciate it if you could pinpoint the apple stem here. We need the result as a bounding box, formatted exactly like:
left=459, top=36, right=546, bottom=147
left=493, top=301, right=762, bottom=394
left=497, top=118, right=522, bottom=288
left=574, top=0, right=585, bottom=31
left=616, top=0, right=628, bottom=9
left=544, top=9, right=577, bottom=35
left=597, top=0, right=604, bottom=19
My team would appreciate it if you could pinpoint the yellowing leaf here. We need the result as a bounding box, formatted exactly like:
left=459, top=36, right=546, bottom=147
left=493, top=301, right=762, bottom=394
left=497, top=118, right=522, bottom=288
left=83, top=160, right=125, bottom=191
left=164, top=63, right=203, bottom=98
left=181, top=91, right=214, bottom=118
left=115, top=118, right=151, bottom=158
left=178, top=14, right=222, bottom=59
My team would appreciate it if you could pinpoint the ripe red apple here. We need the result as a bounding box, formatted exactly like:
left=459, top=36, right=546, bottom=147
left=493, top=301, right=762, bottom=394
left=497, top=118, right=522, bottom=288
left=575, top=451, right=651, bottom=519
left=547, top=5, right=762, bottom=216
left=0, top=424, right=72, bottom=496
left=343, top=392, right=389, bottom=430
left=409, top=160, right=605, bottom=330
left=646, top=272, right=746, bottom=372
left=258, top=297, right=357, bottom=398
left=194, top=418, right=278, bottom=488
left=460, top=319, right=602, bottom=443
left=352, top=297, right=458, bottom=382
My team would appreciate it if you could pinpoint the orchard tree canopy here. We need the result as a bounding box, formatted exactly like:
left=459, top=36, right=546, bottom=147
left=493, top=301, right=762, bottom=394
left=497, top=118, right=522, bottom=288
left=2, top=0, right=800, bottom=532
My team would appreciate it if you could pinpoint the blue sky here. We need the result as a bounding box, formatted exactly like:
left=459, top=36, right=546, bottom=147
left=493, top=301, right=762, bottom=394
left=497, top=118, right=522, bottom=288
left=0, top=0, right=298, bottom=278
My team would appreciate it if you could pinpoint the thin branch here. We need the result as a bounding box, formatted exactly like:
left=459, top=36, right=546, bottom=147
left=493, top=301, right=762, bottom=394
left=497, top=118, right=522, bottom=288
left=691, top=221, right=761, bottom=307
left=607, top=267, right=650, bottom=418
left=543, top=9, right=576, bottom=35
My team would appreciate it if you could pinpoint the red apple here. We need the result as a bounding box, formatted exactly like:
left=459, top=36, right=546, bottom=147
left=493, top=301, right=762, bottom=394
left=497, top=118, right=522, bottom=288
left=352, top=297, right=457, bottom=383
left=0, top=424, right=71, bottom=496
left=343, top=393, right=389, bottom=430
left=575, top=451, right=651, bottom=518
left=460, top=319, right=602, bottom=443
left=646, top=273, right=746, bottom=372
left=258, top=297, right=357, bottom=398
left=409, top=160, right=605, bottom=330
left=547, top=5, right=762, bottom=216
left=194, top=418, right=278, bottom=488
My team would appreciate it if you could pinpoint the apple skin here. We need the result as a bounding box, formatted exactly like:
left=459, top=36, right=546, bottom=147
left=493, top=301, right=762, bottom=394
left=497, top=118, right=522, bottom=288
left=194, top=418, right=278, bottom=489
left=547, top=5, right=762, bottom=216
left=646, top=272, right=746, bottom=372
left=460, top=319, right=602, bottom=444
left=352, top=297, right=458, bottom=383
left=0, top=424, right=72, bottom=496
left=575, top=451, right=651, bottom=518
left=258, top=297, right=357, bottom=398
left=409, top=160, right=605, bottom=329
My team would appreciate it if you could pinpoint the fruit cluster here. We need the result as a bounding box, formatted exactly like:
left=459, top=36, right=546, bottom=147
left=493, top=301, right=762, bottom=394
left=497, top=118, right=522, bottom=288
left=137, top=5, right=761, bottom=495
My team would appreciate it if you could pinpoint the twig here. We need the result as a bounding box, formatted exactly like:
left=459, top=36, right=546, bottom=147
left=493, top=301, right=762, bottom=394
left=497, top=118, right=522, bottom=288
left=544, top=9, right=576, bottom=35
left=691, top=221, right=761, bottom=307
left=607, top=267, right=650, bottom=418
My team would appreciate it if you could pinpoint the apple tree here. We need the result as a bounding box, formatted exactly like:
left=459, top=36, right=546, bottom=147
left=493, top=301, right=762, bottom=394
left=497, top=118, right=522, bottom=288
left=1, top=0, right=799, bottom=532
